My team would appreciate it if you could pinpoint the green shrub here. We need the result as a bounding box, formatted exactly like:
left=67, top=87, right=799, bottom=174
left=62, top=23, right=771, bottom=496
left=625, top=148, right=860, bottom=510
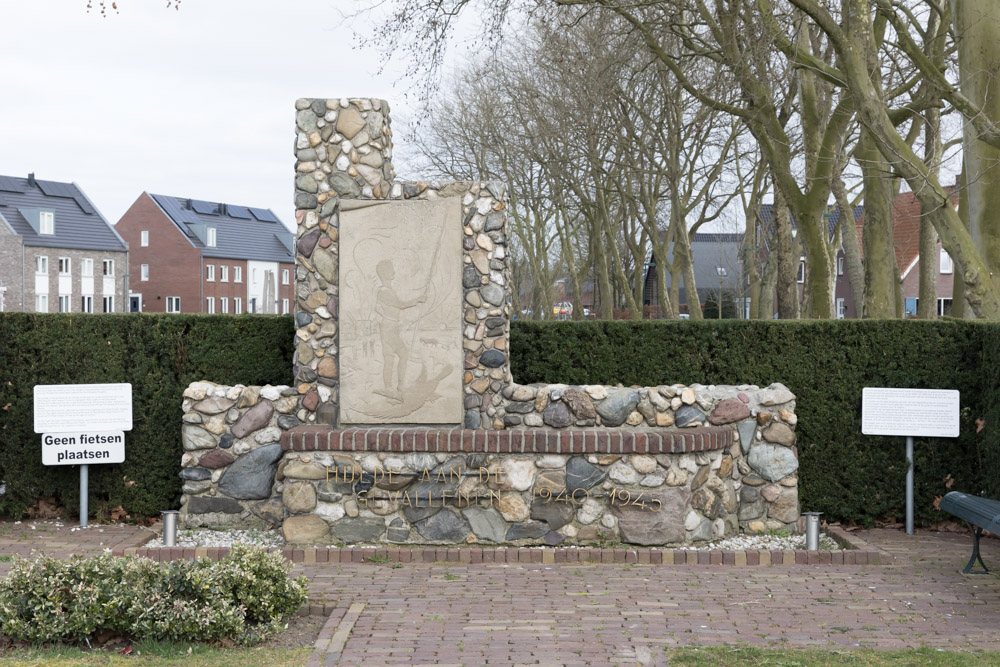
left=0, top=313, right=293, bottom=519
left=0, top=545, right=307, bottom=645
left=511, top=318, right=1000, bottom=526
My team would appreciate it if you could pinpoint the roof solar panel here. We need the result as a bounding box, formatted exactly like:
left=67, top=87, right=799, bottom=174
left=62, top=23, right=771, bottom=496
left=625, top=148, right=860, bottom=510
left=227, top=205, right=251, bottom=219
left=37, top=180, right=77, bottom=198
left=191, top=200, right=218, bottom=215
left=0, top=176, right=25, bottom=193
left=73, top=195, right=95, bottom=215
left=0, top=194, right=6, bottom=206
left=249, top=207, right=278, bottom=223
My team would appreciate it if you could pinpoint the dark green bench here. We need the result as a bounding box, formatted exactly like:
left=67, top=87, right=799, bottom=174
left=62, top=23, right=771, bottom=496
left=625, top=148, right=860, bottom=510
left=939, top=491, right=1000, bottom=574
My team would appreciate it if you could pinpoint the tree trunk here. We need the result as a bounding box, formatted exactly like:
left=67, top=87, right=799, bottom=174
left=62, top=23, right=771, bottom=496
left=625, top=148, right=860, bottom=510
left=832, top=172, right=865, bottom=316
left=918, top=106, right=942, bottom=319
left=773, top=188, right=800, bottom=319
left=757, top=253, right=778, bottom=319
left=674, top=228, right=704, bottom=319
left=857, top=132, right=898, bottom=318
left=952, top=165, right=970, bottom=318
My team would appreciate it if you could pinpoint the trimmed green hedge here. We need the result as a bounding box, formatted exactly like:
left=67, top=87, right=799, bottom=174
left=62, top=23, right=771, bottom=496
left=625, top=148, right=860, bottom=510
left=511, top=319, right=999, bottom=527
left=0, top=313, right=293, bottom=519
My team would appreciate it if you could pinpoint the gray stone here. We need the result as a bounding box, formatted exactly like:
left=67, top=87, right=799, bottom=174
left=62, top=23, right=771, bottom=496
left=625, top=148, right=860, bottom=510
left=278, top=415, right=302, bottom=431
left=295, top=311, right=313, bottom=328
left=464, top=410, right=481, bottom=429
left=403, top=504, right=442, bottom=523
left=316, top=401, right=337, bottom=425
left=310, top=99, right=326, bottom=116
left=689, top=519, right=713, bottom=542
left=296, top=174, right=319, bottom=194
left=329, top=172, right=361, bottom=197
left=543, top=401, right=572, bottom=428
left=217, top=443, right=283, bottom=499
left=179, top=467, right=211, bottom=481
left=194, top=396, right=235, bottom=415
left=387, top=526, right=410, bottom=543
left=231, top=400, right=274, bottom=439
left=462, top=507, right=507, bottom=543
left=182, top=425, right=216, bottom=451
left=332, top=517, right=385, bottom=543
left=415, top=510, right=471, bottom=542
left=738, top=498, right=764, bottom=520
left=770, top=487, right=799, bottom=523
left=480, top=349, right=506, bottom=368
left=480, top=283, right=505, bottom=306
left=311, top=248, right=337, bottom=283
left=530, top=498, right=575, bottom=530
left=317, top=480, right=355, bottom=502
left=566, top=457, right=606, bottom=493
left=674, top=405, right=706, bottom=427
left=595, top=389, right=640, bottom=427
left=219, top=433, right=234, bottom=450
left=690, top=464, right=711, bottom=490
left=250, top=499, right=285, bottom=525
left=739, top=485, right=760, bottom=503
left=505, top=522, right=549, bottom=541
left=544, top=531, right=565, bottom=546
left=295, top=193, right=317, bottom=209
left=320, top=197, right=339, bottom=219
left=612, top=488, right=690, bottom=546
left=747, top=444, right=799, bottom=482
left=506, top=401, right=534, bottom=414
left=463, top=265, right=479, bottom=289
left=187, top=496, right=243, bottom=514
left=485, top=211, right=504, bottom=232
left=737, top=420, right=756, bottom=454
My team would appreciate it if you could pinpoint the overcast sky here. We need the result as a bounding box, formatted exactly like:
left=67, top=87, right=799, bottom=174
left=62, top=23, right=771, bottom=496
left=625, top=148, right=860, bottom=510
left=0, top=1, right=417, bottom=232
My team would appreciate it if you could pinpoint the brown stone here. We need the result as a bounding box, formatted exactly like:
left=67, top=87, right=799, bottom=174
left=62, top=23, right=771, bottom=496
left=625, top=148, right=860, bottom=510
left=194, top=396, right=235, bottom=415
left=302, top=390, right=320, bottom=412
left=236, top=386, right=260, bottom=409
left=534, top=470, right=567, bottom=495
left=762, top=422, right=796, bottom=447
left=757, top=412, right=772, bottom=426
left=198, top=450, right=235, bottom=469
left=597, top=455, right=619, bottom=466
left=613, top=488, right=691, bottom=546
left=561, top=388, right=596, bottom=420
left=497, top=493, right=529, bottom=522
left=761, top=484, right=782, bottom=502
left=690, top=464, right=711, bottom=490
left=336, top=107, right=365, bottom=138
left=769, top=487, right=799, bottom=523
left=283, top=461, right=327, bottom=480
left=656, top=413, right=675, bottom=427
left=719, top=456, right=733, bottom=479
left=708, top=398, right=752, bottom=425
left=317, top=356, right=337, bottom=378
left=779, top=409, right=798, bottom=425
left=691, top=487, right=717, bottom=512
left=470, top=377, right=490, bottom=394
left=281, top=515, right=329, bottom=543
left=283, top=481, right=317, bottom=514
left=231, top=399, right=274, bottom=438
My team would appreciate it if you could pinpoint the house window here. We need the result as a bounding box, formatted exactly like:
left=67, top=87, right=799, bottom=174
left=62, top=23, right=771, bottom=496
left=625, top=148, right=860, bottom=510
left=837, top=256, right=844, bottom=276
left=716, top=267, right=727, bottom=277
left=166, top=296, right=181, bottom=313
left=81, top=258, right=93, bottom=277
left=206, top=264, right=215, bottom=281
left=81, top=295, right=93, bottom=313
left=58, top=257, right=71, bottom=275
left=103, top=259, right=114, bottom=276
left=35, top=294, right=48, bottom=312
left=35, top=256, right=48, bottom=274
left=282, top=269, right=290, bottom=285
left=836, top=298, right=846, bottom=319
left=234, top=297, right=242, bottom=314
left=233, top=266, right=242, bottom=283
left=282, top=298, right=289, bottom=314
left=141, top=264, right=149, bottom=281
left=220, top=265, right=229, bottom=282
left=141, top=230, right=149, bottom=247
left=221, top=297, right=229, bottom=314
left=206, top=297, right=215, bottom=314
left=103, top=295, right=115, bottom=313
left=39, top=210, right=54, bottom=235
left=207, top=227, right=217, bottom=247
left=59, top=295, right=71, bottom=312
left=938, top=298, right=953, bottom=317
left=940, top=249, right=953, bottom=274
left=797, top=256, right=806, bottom=284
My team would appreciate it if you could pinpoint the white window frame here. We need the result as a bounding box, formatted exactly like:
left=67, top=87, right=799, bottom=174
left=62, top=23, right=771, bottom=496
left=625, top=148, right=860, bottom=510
left=39, top=210, right=54, bottom=235
left=35, top=294, right=48, bottom=312
left=103, top=295, right=115, bottom=313
left=81, top=295, right=93, bottom=313
left=206, top=264, right=215, bottom=282
left=940, top=248, right=953, bottom=274
left=58, top=257, right=71, bottom=275
left=220, top=265, right=229, bottom=282
left=166, top=296, right=181, bottom=313
left=282, top=269, right=290, bottom=285
left=233, top=266, right=242, bottom=283
left=220, top=297, right=229, bottom=314
left=797, top=256, right=806, bottom=284
left=103, top=259, right=115, bottom=276
left=837, top=256, right=844, bottom=276
left=206, top=297, right=215, bottom=314
left=715, top=267, right=727, bottom=277
left=207, top=227, right=217, bottom=247
left=141, top=264, right=149, bottom=281
left=58, top=295, right=71, bottom=313
left=836, top=298, right=846, bottom=319
left=35, top=256, right=48, bottom=274
left=140, top=230, right=149, bottom=247
left=234, top=297, right=242, bottom=314
left=282, top=298, right=289, bottom=314
left=81, top=258, right=93, bottom=277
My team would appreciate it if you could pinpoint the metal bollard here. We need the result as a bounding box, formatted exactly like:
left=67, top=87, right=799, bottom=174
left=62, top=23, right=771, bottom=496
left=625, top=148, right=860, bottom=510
left=161, top=510, right=179, bottom=547
left=803, top=512, right=823, bottom=551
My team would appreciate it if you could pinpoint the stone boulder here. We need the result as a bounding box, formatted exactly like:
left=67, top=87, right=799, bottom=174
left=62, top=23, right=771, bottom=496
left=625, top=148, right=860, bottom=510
left=596, top=389, right=640, bottom=426
left=217, top=443, right=283, bottom=499
left=612, top=488, right=690, bottom=546
left=463, top=507, right=507, bottom=543
left=747, top=444, right=798, bottom=482
left=282, top=515, right=329, bottom=543
left=231, top=400, right=274, bottom=439
left=332, top=517, right=385, bottom=543
left=415, top=510, right=471, bottom=542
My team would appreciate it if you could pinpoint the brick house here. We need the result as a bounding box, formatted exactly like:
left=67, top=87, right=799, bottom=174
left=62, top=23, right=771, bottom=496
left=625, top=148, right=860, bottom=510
left=0, top=173, right=128, bottom=313
left=115, top=193, right=294, bottom=315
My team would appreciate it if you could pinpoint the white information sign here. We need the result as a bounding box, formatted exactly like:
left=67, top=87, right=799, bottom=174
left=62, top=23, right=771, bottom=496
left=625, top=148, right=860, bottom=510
left=41, top=431, right=126, bottom=466
left=33, top=383, right=133, bottom=434
left=861, top=387, right=960, bottom=438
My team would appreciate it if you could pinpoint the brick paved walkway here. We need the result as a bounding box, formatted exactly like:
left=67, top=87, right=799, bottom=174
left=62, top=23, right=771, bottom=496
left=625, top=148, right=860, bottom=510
left=3, top=521, right=1000, bottom=664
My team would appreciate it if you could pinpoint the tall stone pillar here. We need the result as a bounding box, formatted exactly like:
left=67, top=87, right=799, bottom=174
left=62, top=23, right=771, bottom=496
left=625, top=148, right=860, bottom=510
left=292, top=98, right=512, bottom=429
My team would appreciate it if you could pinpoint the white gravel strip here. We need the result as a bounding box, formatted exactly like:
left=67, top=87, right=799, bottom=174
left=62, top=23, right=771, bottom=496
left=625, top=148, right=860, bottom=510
left=144, top=528, right=284, bottom=549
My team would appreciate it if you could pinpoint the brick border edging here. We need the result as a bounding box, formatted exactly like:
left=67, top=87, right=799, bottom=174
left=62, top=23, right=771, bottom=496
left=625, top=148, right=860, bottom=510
left=281, top=426, right=734, bottom=455
left=112, top=541, right=884, bottom=567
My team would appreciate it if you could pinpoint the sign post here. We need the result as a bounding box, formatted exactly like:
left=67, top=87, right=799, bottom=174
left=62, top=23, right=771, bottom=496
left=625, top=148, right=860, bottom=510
left=861, top=388, right=960, bottom=535
left=33, top=383, right=132, bottom=527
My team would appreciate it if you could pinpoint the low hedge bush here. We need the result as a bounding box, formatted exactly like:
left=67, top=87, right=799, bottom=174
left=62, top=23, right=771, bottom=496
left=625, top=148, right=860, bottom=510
left=0, top=545, right=307, bottom=645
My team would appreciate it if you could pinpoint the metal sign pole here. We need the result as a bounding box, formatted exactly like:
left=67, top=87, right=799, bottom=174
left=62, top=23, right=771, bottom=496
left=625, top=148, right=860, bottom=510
left=905, top=437, right=914, bottom=535
left=80, top=464, right=88, bottom=528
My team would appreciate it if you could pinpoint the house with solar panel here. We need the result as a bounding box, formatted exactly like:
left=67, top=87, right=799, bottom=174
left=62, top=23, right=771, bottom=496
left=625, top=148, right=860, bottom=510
left=114, top=193, right=294, bottom=315
left=0, top=173, right=128, bottom=313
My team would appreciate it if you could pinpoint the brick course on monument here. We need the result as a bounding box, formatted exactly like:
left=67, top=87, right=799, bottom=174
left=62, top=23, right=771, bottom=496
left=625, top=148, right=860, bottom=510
left=177, top=97, right=801, bottom=546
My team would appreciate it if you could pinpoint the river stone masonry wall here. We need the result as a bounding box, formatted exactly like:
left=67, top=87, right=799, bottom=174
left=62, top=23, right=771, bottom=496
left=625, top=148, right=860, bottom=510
left=293, top=97, right=511, bottom=429
left=180, top=381, right=799, bottom=545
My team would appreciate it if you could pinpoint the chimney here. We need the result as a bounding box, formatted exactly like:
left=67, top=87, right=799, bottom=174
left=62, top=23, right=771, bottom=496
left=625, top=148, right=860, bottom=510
left=219, top=203, right=227, bottom=216
left=27, top=173, right=35, bottom=187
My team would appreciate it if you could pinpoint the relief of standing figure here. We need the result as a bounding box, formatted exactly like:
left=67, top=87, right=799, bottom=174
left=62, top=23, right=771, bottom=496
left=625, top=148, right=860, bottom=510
left=375, top=259, right=426, bottom=399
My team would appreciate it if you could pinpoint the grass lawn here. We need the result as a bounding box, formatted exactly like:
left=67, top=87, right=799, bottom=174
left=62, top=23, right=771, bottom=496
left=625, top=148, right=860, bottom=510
left=1, top=641, right=311, bottom=666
